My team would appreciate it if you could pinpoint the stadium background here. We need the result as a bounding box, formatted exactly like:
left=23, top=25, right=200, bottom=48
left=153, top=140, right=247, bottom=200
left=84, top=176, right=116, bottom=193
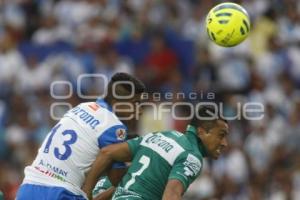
left=0, top=0, right=300, bottom=199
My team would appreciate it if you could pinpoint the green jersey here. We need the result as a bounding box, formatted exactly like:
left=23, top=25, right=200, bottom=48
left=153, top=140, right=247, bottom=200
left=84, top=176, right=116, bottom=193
left=112, top=125, right=208, bottom=200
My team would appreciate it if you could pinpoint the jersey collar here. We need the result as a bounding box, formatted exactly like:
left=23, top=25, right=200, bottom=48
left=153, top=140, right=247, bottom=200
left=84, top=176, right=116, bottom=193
left=96, top=98, right=113, bottom=112
left=185, top=125, right=208, bottom=157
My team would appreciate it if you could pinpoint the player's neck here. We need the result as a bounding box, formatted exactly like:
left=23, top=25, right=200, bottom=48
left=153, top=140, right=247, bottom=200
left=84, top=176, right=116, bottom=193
left=185, top=125, right=208, bottom=157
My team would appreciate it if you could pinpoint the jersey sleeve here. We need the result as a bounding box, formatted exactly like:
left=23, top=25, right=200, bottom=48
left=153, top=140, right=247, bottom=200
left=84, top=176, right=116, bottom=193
left=127, top=136, right=143, bottom=157
left=97, top=124, right=127, bottom=148
left=92, top=176, right=112, bottom=198
left=98, top=124, right=128, bottom=169
left=168, top=152, right=202, bottom=191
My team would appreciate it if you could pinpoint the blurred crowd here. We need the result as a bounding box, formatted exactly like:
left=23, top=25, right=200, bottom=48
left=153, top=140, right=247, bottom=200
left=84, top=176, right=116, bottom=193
left=0, top=0, right=300, bottom=199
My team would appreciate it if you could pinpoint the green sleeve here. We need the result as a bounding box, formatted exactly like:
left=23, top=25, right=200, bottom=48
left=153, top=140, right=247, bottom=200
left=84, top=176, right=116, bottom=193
left=127, top=136, right=143, bottom=157
left=168, top=152, right=202, bottom=191
left=92, top=176, right=112, bottom=197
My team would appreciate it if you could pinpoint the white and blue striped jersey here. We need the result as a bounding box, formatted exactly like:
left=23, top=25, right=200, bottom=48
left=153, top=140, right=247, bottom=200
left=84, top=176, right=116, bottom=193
left=22, top=99, right=127, bottom=198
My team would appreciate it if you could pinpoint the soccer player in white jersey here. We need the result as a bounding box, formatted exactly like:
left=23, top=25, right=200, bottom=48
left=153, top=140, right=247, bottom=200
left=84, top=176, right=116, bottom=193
left=16, top=73, right=145, bottom=200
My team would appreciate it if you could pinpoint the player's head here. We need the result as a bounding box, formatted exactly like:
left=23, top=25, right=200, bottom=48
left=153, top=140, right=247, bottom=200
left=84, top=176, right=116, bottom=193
left=190, top=106, right=229, bottom=159
left=105, top=72, right=146, bottom=119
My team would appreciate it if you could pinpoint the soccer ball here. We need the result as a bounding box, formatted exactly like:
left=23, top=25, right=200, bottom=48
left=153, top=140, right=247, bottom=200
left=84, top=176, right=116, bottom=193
left=206, top=2, right=250, bottom=47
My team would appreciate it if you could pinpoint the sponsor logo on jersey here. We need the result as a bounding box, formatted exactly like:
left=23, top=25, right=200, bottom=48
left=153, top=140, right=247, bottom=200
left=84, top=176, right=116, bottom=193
left=145, top=134, right=174, bottom=153
left=34, top=166, right=66, bottom=182
left=183, top=154, right=201, bottom=177
left=116, top=128, right=126, bottom=140
left=141, top=133, right=185, bottom=165
left=68, top=106, right=100, bottom=129
left=38, top=159, right=68, bottom=177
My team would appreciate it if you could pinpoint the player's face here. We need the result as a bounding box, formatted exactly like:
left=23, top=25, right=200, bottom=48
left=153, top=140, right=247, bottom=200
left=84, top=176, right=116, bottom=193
left=198, top=120, right=229, bottom=159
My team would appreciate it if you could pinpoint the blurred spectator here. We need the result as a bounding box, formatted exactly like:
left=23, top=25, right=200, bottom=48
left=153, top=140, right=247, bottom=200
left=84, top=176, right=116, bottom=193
left=143, top=32, right=179, bottom=89
left=0, top=32, right=26, bottom=96
left=192, top=48, right=217, bottom=92
left=32, top=15, right=73, bottom=45
left=53, top=0, right=102, bottom=28
left=76, top=16, right=108, bottom=50
left=15, top=55, right=53, bottom=93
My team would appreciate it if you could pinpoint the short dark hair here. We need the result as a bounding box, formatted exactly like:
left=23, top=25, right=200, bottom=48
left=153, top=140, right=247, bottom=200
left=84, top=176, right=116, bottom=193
left=190, top=105, right=227, bottom=131
left=105, top=73, right=145, bottom=101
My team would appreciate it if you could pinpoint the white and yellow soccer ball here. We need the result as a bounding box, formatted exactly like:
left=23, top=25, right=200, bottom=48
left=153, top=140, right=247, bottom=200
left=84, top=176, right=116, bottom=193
left=206, top=2, right=250, bottom=47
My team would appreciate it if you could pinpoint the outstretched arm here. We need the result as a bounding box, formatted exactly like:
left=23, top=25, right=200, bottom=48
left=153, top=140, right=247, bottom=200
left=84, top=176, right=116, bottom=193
left=162, top=179, right=184, bottom=200
left=82, top=142, right=132, bottom=200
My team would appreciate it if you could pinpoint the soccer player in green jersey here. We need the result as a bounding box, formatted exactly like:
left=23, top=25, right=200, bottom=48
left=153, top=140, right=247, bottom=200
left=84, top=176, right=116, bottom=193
left=83, top=106, right=229, bottom=200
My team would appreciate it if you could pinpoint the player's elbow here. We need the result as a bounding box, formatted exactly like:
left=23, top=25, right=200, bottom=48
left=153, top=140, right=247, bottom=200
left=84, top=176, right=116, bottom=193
left=163, top=187, right=183, bottom=200
left=162, top=180, right=184, bottom=200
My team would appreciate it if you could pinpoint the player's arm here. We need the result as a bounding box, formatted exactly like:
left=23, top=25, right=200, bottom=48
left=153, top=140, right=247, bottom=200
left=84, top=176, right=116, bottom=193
left=107, top=167, right=128, bottom=186
left=162, top=179, right=184, bottom=200
left=82, top=142, right=132, bottom=200
left=83, top=124, right=129, bottom=199
left=163, top=152, right=202, bottom=200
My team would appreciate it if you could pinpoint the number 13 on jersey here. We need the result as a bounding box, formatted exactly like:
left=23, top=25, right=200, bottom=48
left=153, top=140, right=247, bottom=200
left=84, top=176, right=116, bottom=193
left=43, top=124, right=78, bottom=160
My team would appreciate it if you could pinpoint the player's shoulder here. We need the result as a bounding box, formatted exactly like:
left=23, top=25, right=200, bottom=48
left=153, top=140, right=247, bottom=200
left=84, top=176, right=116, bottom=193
left=181, top=149, right=202, bottom=163
left=80, top=102, right=123, bottom=125
left=163, top=131, right=203, bottom=162
left=152, top=130, right=198, bottom=154
left=160, top=130, right=184, bottom=140
left=73, top=102, right=126, bottom=136
left=160, top=130, right=195, bottom=151
left=148, top=130, right=186, bottom=147
left=79, top=102, right=127, bottom=142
